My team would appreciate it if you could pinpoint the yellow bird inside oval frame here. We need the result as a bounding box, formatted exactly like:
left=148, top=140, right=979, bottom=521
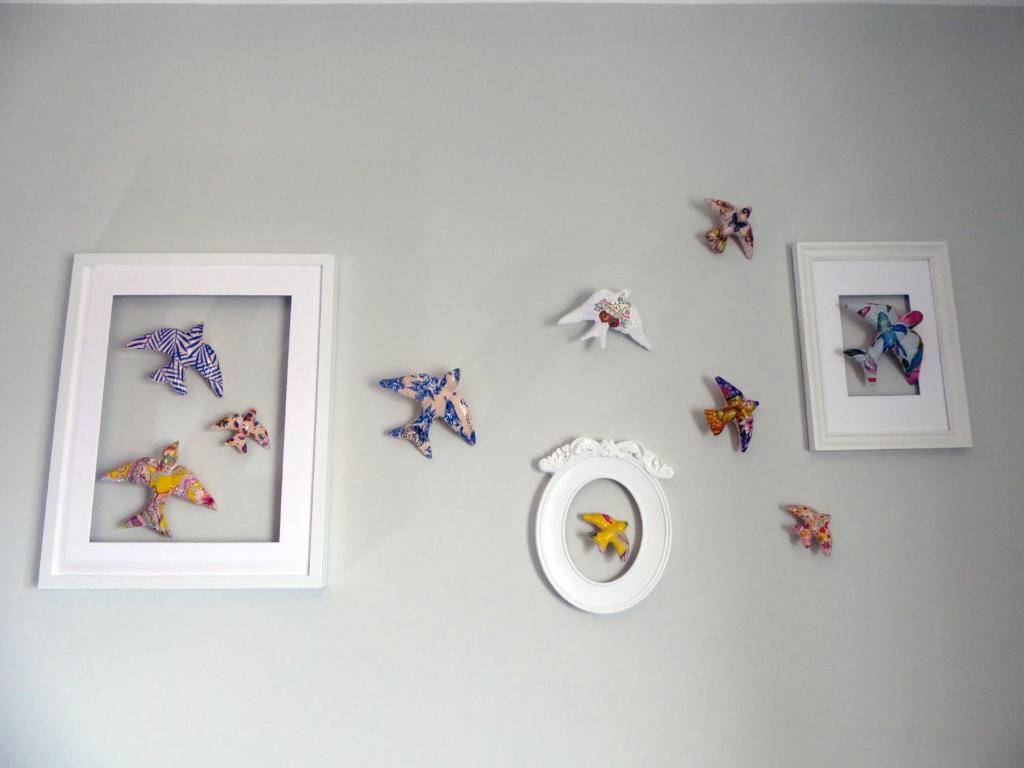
left=581, top=513, right=631, bottom=563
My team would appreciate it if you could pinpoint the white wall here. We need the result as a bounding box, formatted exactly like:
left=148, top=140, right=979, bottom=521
left=1, top=5, right=1022, bottom=767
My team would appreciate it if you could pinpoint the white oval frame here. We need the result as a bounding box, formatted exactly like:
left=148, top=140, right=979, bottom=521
left=535, top=438, right=673, bottom=614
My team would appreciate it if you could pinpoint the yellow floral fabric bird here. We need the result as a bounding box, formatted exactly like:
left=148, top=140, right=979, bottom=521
left=581, top=513, right=631, bottom=563
left=101, top=441, right=217, bottom=537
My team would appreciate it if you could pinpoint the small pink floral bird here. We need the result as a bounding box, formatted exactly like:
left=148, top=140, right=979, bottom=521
left=211, top=408, right=270, bottom=454
left=787, top=505, right=832, bottom=556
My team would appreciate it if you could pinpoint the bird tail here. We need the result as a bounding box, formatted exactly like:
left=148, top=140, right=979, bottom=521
left=149, top=359, right=188, bottom=396
left=705, top=228, right=727, bottom=254
left=843, top=348, right=878, bottom=383
left=388, top=418, right=434, bottom=458
left=705, top=408, right=728, bottom=435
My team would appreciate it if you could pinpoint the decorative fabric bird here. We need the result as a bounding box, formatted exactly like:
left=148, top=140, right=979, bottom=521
left=581, top=513, right=631, bottom=563
left=212, top=408, right=270, bottom=454
left=557, top=289, right=652, bottom=350
left=843, top=302, right=923, bottom=386
left=787, top=505, right=832, bottom=556
left=126, top=322, right=224, bottom=397
left=378, top=368, right=476, bottom=458
left=101, top=441, right=217, bottom=537
left=704, top=376, right=759, bottom=453
left=704, top=198, right=754, bottom=259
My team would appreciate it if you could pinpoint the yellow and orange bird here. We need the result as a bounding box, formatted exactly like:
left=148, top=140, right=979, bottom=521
left=704, top=376, right=759, bottom=453
left=581, top=513, right=631, bottom=563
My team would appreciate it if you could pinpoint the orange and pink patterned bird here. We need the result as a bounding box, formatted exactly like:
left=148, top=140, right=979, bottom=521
left=787, top=505, right=832, bottom=556
left=704, top=198, right=754, bottom=259
left=101, top=441, right=216, bottom=537
left=704, top=376, right=759, bottom=453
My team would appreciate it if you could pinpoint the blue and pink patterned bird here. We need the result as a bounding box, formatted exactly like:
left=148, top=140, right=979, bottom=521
left=378, top=368, right=476, bottom=458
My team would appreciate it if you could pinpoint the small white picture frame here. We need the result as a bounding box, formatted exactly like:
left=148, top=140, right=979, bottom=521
left=534, top=438, right=673, bottom=614
left=39, top=253, right=335, bottom=588
left=792, top=242, right=972, bottom=451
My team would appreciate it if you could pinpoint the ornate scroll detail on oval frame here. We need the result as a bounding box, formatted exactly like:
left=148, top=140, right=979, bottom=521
left=539, top=437, right=674, bottom=480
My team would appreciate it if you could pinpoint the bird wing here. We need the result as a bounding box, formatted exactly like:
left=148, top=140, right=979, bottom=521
left=714, top=376, right=745, bottom=403
left=899, top=330, right=924, bottom=383
left=740, top=225, right=754, bottom=259
left=211, top=413, right=240, bottom=431
left=441, top=393, right=476, bottom=446
left=191, top=343, right=224, bottom=397
left=623, top=309, right=652, bottom=350
left=705, top=198, right=735, bottom=217
left=787, top=505, right=814, bottom=525
left=558, top=289, right=613, bottom=325
left=844, top=302, right=898, bottom=330
left=379, top=372, right=439, bottom=401
left=125, top=327, right=183, bottom=355
left=169, top=467, right=217, bottom=509
left=816, top=522, right=833, bottom=555
left=611, top=531, right=631, bottom=562
left=435, top=370, right=476, bottom=445
left=737, top=413, right=755, bottom=453
left=581, top=513, right=611, bottom=530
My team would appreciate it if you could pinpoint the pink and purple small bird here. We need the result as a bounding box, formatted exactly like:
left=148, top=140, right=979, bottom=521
left=787, top=505, right=832, bottom=556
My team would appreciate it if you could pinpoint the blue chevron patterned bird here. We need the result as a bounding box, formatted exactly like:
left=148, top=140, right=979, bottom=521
left=126, top=322, right=224, bottom=397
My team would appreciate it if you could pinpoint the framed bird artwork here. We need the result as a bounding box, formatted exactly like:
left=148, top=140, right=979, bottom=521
left=793, top=242, right=972, bottom=450
left=535, top=437, right=674, bottom=614
left=39, top=253, right=337, bottom=588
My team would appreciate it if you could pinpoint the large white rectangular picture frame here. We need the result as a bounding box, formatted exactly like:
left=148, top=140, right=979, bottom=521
left=39, top=253, right=335, bottom=588
left=792, top=242, right=972, bottom=451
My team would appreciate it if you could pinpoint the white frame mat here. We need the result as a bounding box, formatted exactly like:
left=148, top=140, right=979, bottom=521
left=39, top=253, right=335, bottom=588
left=535, top=438, right=673, bottom=614
left=793, top=242, right=972, bottom=451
